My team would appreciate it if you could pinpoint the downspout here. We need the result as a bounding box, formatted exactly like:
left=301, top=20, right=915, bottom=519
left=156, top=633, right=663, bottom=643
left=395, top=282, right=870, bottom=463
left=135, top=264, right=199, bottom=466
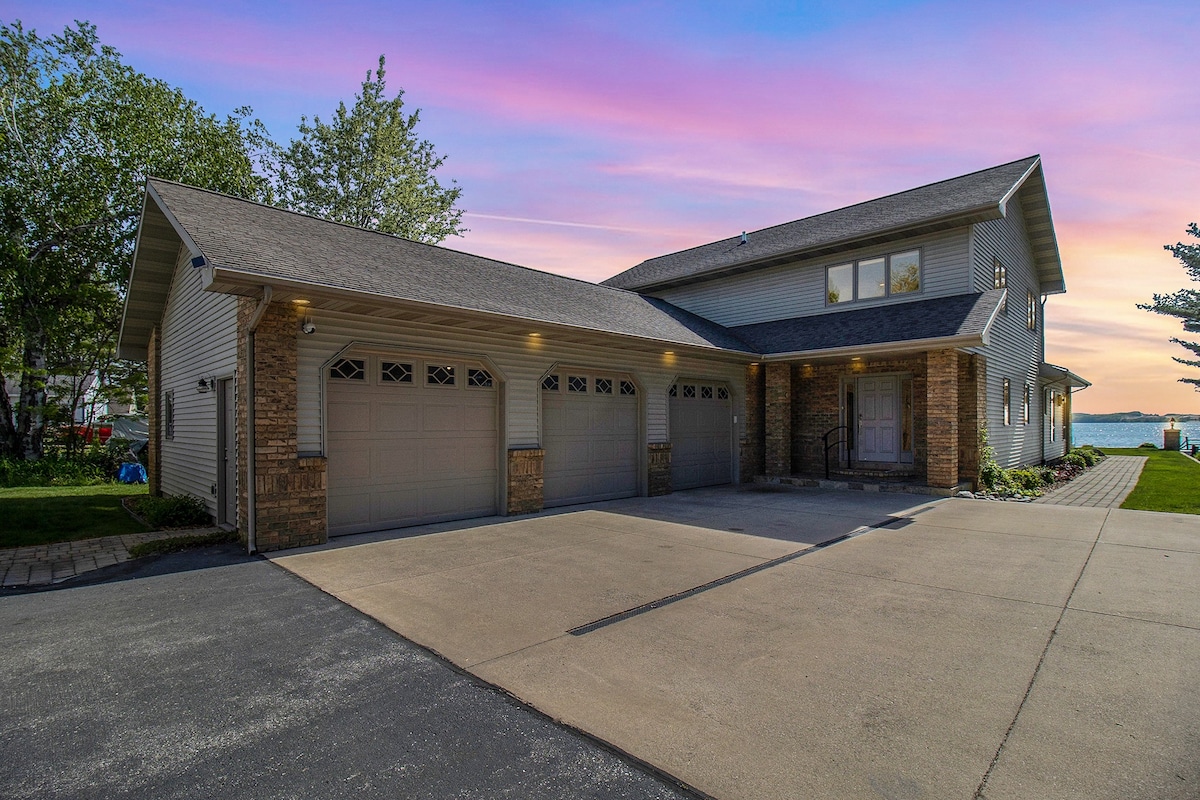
left=245, top=285, right=273, bottom=554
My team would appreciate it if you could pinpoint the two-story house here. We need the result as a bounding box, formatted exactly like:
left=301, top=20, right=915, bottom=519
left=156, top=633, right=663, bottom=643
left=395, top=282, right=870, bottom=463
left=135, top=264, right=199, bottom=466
left=118, top=155, right=1086, bottom=552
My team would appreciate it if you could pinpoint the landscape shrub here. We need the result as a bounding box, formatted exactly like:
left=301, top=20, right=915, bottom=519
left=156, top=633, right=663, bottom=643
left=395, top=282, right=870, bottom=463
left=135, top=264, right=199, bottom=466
left=1138, top=442, right=1159, bottom=449
left=1007, top=467, right=1055, bottom=493
left=1061, top=452, right=1089, bottom=470
left=1070, top=447, right=1098, bottom=466
left=132, top=494, right=211, bottom=528
left=0, top=455, right=108, bottom=487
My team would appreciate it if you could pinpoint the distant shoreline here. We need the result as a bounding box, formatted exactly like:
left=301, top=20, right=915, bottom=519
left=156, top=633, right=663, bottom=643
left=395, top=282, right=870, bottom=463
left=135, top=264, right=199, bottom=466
left=1074, top=413, right=1200, bottom=423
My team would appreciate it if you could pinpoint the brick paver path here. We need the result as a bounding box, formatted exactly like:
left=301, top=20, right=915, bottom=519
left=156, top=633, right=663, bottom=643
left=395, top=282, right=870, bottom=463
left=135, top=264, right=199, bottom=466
left=0, top=529, right=221, bottom=588
left=1033, top=455, right=1147, bottom=508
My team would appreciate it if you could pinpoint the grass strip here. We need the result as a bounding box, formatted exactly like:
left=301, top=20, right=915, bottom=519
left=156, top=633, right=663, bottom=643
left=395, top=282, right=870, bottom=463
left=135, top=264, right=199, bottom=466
left=1103, top=448, right=1200, bottom=514
left=0, top=484, right=150, bottom=548
left=128, top=529, right=239, bottom=558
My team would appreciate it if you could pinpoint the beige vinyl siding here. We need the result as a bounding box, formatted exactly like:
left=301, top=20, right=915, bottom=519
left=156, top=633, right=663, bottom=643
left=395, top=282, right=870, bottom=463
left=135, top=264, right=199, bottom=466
left=296, top=309, right=747, bottom=465
left=157, top=249, right=239, bottom=515
left=650, top=228, right=971, bottom=328
left=969, top=197, right=1045, bottom=469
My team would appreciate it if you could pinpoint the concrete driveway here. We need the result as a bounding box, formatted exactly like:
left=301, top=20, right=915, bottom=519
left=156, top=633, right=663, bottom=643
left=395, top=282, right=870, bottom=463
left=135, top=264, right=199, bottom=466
left=274, top=487, right=1200, bottom=800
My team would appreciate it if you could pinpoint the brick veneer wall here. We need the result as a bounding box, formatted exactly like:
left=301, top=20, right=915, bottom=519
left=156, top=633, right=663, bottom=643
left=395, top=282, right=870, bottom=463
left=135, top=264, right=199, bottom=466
left=764, top=363, right=792, bottom=476
left=740, top=364, right=765, bottom=482
left=926, top=349, right=960, bottom=488
left=648, top=442, right=672, bottom=496
left=792, top=356, right=927, bottom=477
left=236, top=298, right=327, bottom=552
left=507, top=448, right=544, bottom=514
left=146, top=327, right=161, bottom=496
left=957, top=353, right=987, bottom=487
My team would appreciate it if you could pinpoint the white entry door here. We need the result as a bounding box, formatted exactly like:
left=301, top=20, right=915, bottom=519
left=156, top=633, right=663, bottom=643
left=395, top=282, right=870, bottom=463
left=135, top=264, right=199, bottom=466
left=857, top=376, right=898, bottom=462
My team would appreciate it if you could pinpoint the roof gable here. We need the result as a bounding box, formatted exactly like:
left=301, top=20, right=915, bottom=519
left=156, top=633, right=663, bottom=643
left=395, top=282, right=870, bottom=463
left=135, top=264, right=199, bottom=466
left=603, top=156, right=1065, bottom=293
left=117, top=181, right=756, bottom=360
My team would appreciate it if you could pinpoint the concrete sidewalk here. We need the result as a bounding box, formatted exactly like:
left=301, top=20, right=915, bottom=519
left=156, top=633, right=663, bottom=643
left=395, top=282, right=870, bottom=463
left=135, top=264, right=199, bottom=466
left=1035, top=454, right=1147, bottom=508
left=275, top=490, right=1200, bottom=799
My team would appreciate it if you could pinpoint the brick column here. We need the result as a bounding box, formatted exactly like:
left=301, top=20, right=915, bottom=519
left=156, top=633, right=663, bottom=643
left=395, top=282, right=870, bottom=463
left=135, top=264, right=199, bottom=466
left=765, top=362, right=793, bottom=476
left=146, top=326, right=162, bottom=496
left=237, top=299, right=327, bottom=551
left=926, top=349, right=959, bottom=489
left=957, top=353, right=987, bottom=488
left=507, top=448, right=544, bottom=514
left=648, top=442, right=672, bottom=496
left=740, top=363, right=765, bottom=482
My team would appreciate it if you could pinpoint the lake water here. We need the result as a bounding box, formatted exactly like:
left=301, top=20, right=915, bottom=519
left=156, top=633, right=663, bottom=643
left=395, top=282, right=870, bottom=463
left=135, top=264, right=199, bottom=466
left=1072, top=421, right=1200, bottom=449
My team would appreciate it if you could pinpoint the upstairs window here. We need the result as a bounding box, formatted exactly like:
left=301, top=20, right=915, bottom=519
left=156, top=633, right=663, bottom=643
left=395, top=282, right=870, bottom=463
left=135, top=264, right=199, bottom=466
left=1002, top=379, right=1011, bottom=426
left=994, top=258, right=1007, bottom=313
left=826, top=249, right=921, bottom=305
left=1023, top=384, right=1031, bottom=425
left=1027, top=291, right=1037, bottom=331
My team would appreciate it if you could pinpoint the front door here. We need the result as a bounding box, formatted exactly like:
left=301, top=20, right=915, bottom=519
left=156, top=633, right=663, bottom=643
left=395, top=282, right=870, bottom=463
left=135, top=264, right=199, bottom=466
left=857, top=376, right=898, bottom=462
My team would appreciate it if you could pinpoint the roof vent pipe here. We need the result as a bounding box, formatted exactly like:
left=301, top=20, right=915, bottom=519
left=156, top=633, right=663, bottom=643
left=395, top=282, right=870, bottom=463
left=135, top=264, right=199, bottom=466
left=739, top=231, right=748, bottom=245
left=245, top=285, right=273, bottom=554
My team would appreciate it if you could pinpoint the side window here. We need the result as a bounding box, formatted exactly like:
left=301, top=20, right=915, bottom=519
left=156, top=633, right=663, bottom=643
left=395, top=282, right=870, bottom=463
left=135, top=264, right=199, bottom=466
left=164, top=390, right=175, bottom=439
left=1002, top=379, right=1011, bottom=426
left=1027, top=291, right=1037, bottom=331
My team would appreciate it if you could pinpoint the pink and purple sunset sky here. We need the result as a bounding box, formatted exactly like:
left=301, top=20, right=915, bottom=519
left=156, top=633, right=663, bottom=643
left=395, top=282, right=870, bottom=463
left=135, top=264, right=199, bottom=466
left=10, top=1, right=1198, bottom=413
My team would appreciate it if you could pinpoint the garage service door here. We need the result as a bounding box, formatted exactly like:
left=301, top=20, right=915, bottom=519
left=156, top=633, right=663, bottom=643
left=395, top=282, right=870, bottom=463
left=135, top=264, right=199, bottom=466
left=669, top=381, right=732, bottom=490
left=542, top=372, right=638, bottom=507
left=326, top=354, right=498, bottom=536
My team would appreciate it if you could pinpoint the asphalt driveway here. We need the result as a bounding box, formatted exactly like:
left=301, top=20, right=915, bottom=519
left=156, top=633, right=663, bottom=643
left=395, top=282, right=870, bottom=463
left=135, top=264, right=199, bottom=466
left=0, top=545, right=700, bottom=800
left=274, top=487, right=1200, bottom=800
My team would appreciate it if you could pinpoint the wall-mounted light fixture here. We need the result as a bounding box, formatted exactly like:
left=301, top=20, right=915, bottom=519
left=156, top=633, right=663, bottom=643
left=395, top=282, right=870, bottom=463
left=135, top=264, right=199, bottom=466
left=196, top=376, right=215, bottom=393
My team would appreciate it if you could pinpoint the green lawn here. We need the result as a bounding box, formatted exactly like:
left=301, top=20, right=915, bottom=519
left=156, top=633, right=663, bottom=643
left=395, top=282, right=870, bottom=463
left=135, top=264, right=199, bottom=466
left=0, top=483, right=151, bottom=548
left=1102, top=448, right=1200, bottom=514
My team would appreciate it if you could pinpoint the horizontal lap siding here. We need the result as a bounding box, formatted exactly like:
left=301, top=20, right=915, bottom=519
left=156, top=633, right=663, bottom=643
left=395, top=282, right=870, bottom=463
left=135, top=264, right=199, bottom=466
left=295, top=310, right=747, bottom=458
left=158, top=251, right=238, bottom=514
left=651, top=228, right=971, bottom=327
left=970, top=195, right=1044, bottom=468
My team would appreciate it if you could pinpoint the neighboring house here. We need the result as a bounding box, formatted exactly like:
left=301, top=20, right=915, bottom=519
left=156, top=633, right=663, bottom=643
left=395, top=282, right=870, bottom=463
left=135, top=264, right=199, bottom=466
left=118, top=155, right=1086, bottom=552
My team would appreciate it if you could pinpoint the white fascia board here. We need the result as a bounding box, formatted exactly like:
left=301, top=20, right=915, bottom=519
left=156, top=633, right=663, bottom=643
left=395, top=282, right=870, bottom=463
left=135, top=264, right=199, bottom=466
left=761, top=332, right=984, bottom=362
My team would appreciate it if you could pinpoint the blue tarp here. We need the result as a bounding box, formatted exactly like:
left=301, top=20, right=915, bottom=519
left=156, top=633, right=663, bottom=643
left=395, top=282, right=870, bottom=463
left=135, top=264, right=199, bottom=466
left=119, top=462, right=147, bottom=484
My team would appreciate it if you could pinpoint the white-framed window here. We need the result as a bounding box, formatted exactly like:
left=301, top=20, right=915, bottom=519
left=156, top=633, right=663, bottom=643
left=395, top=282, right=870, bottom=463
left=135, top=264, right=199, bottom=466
left=1027, top=291, right=1037, bottom=331
left=826, top=249, right=921, bottom=305
left=1023, top=384, right=1031, bottom=425
left=994, top=258, right=1007, bottom=313
left=1002, top=379, right=1011, bottom=426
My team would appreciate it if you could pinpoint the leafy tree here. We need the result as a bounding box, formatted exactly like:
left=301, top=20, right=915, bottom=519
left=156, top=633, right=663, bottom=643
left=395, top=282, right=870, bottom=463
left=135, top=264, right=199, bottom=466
left=1141, top=223, right=1200, bottom=389
left=0, top=20, right=271, bottom=459
left=272, top=56, right=465, bottom=244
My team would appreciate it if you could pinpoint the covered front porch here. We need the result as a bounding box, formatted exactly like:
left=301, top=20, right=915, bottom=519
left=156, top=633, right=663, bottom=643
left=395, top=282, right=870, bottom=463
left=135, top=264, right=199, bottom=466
left=740, top=348, right=986, bottom=494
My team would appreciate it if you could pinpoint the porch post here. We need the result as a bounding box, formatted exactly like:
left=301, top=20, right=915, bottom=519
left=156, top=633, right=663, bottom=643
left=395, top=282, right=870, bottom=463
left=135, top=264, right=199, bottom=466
left=765, top=362, right=792, bottom=476
left=926, top=349, right=959, bottom=489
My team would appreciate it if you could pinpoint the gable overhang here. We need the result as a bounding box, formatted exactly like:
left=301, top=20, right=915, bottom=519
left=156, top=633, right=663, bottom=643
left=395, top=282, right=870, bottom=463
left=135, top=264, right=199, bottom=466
left=117, top=183, right=206, bottom=361
left=1006, top=160, right=1066, bottom=295
left=204, top=265, right=759, bottom=360
left=630, top=206, right=1002, bottom=294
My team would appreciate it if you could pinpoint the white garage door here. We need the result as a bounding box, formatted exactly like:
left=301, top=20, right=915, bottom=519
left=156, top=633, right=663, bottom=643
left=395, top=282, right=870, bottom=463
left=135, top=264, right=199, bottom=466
left=326, top=354, right=498, bottom=536
left=542, top=372, right=639, bottom=507
left=669, top=381, right=733, bottom=490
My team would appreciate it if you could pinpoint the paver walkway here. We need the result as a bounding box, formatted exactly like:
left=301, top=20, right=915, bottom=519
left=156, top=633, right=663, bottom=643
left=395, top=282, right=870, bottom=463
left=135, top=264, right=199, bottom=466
left=1034, top=454, right=1146, bottom=508
left=0, top=528, right=220, bottom=587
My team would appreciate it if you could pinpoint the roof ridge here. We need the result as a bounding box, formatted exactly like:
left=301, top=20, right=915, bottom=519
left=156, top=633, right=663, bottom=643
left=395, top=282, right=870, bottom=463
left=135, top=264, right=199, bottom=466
left=618, top=155, right=1041, bottom=273
left=146, top=177, right=654, bottom=301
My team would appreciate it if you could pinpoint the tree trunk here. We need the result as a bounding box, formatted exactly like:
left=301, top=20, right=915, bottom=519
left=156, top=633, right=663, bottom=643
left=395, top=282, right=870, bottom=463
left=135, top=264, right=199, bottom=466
left=0, top=369, right=19, bottom=458
left=15, top=325, right=49, bottom=461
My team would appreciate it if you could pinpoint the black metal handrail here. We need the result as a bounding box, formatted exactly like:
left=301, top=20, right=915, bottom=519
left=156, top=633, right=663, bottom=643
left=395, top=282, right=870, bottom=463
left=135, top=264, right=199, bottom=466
left=823, top=425, right=849, bottom=479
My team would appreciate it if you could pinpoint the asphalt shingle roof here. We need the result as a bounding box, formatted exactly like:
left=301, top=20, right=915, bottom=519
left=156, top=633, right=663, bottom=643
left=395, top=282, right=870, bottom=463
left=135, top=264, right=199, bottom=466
left=146, top=180, right=755, bottom=353
left=731, top=290, right=1004, bottom=355
left=603, top=156, right=1042, bottom=291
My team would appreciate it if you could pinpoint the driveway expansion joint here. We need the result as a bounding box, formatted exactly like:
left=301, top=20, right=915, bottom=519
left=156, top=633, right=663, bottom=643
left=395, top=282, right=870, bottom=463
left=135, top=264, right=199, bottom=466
left=567, top=521, right=895, bottom=636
